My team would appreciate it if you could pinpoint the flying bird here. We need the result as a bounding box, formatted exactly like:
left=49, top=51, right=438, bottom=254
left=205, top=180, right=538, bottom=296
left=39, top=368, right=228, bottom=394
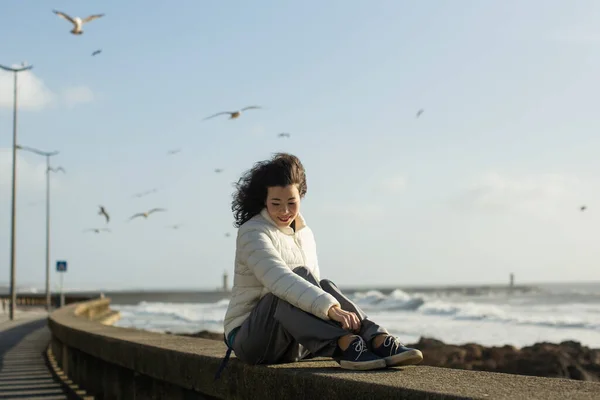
left=129, top=208, right=166, bottom=220
left=277, top=133, right=291, bottom=138
left=92, top=49, right=102, bottom=56
left=83, top=228, right=111, bottom=234
left=167, top=149, right=181, bottom=155
left=98, top=206, right=110, bottom=223
left=214, top=168, right=224, bottom=173
left=132, top=188, right=158, bottom=198
left=580, top=205, right=587, bottom=212
left=203, top=106, right=261, bottom=121
left=52, top=10, right=105, bottom=35
left=225, top=232, right=231, bottom=238
left=416, top=109, right=424, bottom=118
left=48, top=166, right=66, bottom=173
left=167, top=224, right=183, bottom=230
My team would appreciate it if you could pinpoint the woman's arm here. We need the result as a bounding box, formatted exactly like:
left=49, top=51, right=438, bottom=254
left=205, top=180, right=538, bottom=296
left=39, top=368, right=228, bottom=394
left=238, top=228, right=340, bottom=320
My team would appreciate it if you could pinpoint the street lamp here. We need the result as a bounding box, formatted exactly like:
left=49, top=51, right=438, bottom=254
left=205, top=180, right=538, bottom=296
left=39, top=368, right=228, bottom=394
left=0, top=62, right=33, bottom=321
left=16, top=145, right=62, bottom=312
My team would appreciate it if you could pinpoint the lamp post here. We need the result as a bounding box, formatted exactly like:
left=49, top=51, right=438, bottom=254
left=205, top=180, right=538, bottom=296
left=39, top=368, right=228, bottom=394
left=15, top=145, right=62, bottom=312
left=1, top=62, right=33, bottom=320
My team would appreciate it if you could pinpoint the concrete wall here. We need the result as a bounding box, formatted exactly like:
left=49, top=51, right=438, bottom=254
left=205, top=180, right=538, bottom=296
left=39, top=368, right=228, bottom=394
left=48, top=299, right=600, bottom=400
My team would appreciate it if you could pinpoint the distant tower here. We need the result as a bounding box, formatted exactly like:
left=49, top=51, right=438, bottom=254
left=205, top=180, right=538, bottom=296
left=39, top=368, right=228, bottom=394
left=509, top=273, right=515, bottom=288
left=223, top=271, right=229, bottom=292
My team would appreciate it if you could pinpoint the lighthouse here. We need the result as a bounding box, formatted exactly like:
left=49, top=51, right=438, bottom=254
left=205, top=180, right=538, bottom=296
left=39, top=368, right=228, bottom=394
left=223, top=271, right=230, bottom=292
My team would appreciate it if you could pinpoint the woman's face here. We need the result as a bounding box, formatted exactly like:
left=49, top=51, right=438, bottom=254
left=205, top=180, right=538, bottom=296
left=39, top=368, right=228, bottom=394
left=266, top=185, right=300, bottom=227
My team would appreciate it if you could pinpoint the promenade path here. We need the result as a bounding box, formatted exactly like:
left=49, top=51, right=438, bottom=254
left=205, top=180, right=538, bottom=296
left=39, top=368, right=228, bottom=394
left=0, top=310, right=69, bottom=399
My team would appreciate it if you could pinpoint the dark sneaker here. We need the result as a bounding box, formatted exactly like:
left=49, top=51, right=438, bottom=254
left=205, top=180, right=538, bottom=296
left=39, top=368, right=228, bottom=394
left=334, top=336, right=387, bottom=371
left=372, top=336, right=423, bottom=367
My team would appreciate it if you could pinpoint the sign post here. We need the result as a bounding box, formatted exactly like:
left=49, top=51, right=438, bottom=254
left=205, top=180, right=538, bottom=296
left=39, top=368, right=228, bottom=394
left=56, top=260, right=67, bottom=307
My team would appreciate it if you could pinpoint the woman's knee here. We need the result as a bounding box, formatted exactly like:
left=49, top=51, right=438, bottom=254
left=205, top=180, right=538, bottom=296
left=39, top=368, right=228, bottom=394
left=292, top=266, right=318, bottom=283
left=292, top=266, right=310, bottom=277
left=320, top=278, right=337, bottom=292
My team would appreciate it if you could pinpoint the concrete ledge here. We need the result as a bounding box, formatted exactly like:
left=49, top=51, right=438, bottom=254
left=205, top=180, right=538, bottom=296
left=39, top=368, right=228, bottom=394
left=48, top=299, right=600, bottom=400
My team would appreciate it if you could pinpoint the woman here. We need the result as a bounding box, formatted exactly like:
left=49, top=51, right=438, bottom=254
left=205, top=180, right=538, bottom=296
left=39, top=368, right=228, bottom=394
left=217, top=153, right=423, bottom=376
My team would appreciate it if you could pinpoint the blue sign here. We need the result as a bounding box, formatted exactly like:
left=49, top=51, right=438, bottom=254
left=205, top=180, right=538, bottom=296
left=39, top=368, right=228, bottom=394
left=56, top=260, right=67, bottom=272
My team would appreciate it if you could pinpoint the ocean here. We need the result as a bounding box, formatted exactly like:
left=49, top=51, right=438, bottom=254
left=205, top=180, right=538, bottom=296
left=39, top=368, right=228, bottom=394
left=112, top=282, right=600, bottom=348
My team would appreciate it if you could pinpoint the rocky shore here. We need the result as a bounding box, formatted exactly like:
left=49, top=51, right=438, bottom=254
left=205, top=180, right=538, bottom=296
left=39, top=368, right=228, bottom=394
left=408, top=337, right=599, bottom=382
left=169, top=331, right=600, bottom=382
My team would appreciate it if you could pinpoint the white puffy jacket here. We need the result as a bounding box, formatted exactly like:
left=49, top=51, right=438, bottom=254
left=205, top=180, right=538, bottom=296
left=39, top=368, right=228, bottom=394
left=223, top=209, right=340, bottom=337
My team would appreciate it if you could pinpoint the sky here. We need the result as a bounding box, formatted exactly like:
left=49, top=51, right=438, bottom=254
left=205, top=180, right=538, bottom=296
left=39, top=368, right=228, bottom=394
left=1, top=1, right=599, bottom=291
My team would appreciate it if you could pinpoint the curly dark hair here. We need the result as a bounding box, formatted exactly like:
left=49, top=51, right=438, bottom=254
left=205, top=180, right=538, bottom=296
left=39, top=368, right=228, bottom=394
left=232, top=153, right=307, bottom=228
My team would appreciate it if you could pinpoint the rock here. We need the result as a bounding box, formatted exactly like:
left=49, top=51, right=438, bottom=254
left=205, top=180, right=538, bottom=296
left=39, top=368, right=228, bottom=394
left=406, top=337, right=599, bottom=382
left=167, top=330, right=223, bottom=341
left=462, top=343, right=483, bottom=362
left=181, top=330, right=223, bottom=341
left=408, top=337, right=467, bottom=367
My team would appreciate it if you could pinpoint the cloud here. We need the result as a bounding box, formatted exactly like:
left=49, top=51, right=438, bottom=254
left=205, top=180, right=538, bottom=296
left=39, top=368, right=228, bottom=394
left=63, top=85, right=94, bottom=108
left=378, top=175, right=407, bottom=193
left=0, top=148, right=47, bottom=194
left=0, top=66, right=94, bottom=111
left=0, top=66, right=54, bottom=110
left=452, top=172, right=590, bottom=220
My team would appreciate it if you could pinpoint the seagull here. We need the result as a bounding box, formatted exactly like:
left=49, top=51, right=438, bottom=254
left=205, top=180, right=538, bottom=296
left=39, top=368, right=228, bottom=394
left=53, top=10, right=105, bottom=35
left=580, top=205, right=587, bottom=212
left=214, top=168, right=224, bottom=173
left=48, top=166, right=66, bottom=173
left=167, top=149, right=181, bottom=155
left=83, top=228, right=111, bottom=234
left=132, top=188, right=158, bottom=198
left=203, top=106, right=261, bottom=121
left=92, top=49, right=102, bottom=56
left=98, top=205, right=110, bottom=223
left=416, top=109, right=424, bottom=118
left=129, top=208, right=166, bottom=220
left=167, top=224, right=183, bottom=230
left=277, top=133, right=291, bottom=138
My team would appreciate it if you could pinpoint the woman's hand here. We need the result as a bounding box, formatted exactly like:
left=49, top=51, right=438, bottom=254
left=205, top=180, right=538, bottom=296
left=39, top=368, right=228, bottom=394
left=327, top=305, right=361, bottom=333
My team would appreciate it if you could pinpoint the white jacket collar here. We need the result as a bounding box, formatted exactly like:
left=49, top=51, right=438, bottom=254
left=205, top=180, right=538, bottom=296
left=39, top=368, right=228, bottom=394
left=260, top=208, right=306, bottom=235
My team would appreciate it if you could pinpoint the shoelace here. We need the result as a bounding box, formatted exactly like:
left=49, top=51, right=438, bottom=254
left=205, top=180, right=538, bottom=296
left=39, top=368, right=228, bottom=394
left=383, top=335, right=403, bottom=355
left=352, top=337, right=368, bottom=361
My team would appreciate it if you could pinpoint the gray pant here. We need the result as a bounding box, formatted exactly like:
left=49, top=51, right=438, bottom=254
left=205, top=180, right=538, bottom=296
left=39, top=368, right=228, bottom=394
left=232, top=266, right=388, bottom=365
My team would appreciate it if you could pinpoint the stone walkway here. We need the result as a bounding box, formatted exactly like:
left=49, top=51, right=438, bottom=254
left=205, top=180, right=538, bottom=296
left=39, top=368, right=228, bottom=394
left=0, top=315, right=68, bottom=400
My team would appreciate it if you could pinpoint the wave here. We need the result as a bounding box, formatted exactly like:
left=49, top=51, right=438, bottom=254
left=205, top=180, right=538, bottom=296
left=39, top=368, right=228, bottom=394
left=350, top=290, right=600, bottom=331
left=353, top=289, right=426, bottom=311
left=114, top=299, right=229, bottom=324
